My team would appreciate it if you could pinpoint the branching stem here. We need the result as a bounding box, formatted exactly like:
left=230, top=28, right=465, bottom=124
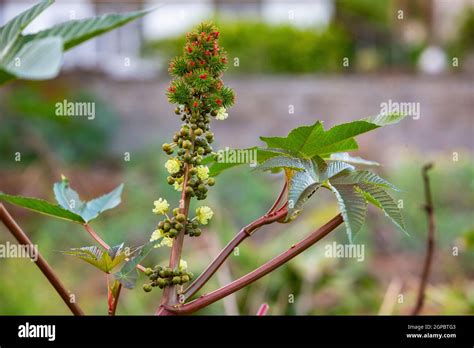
left=0, top=203, right=85, bottom=316
left=412, top=163, right=436, bottom=315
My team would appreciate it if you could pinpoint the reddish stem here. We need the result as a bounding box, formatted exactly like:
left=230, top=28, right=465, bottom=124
left=412, top=163, right=436, bottom=315
left=164, top=214, right=343, bottom=315
left=256, top=303, right=269, bottom=316
left=0, top=204, right=84, bottom=316
left=182, top=206, right=288, bottom=300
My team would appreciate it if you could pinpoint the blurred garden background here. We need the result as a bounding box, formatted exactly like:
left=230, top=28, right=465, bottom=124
left=0, top=0, right=473, bottom=315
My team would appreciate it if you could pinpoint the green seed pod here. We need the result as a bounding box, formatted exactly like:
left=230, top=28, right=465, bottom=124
left=183, top=153, right=192, bottom=163
left=158, top=221, right=165, bottom=228
left=194, top=228, right=202, bottom=237
left=168, top=229, right=178, bottom=238
left=194, top=128, right=203, bottom=136
left=162, top=143, right=171, bottom=153
left=143, top=284, right=153, bottom=292
left=174, top=107, right=181, bottom=115
left=163, top=222, right=171, bottom=231
left=159, top=270, right=166, bottom=278
left=190, top=167, right=198, bottom=175
left=181, top=275, right=190, bottom=283
left=150, top=273, right=159, bottom=281
left=180, top=127, right=189, bottom=137
left=174, top=222, right=184, bottom=231
left=192, top=221, right=199, bottom=229
left=198, top=184, right=206, bottom=192
left=172, top=276, right=181, bottom=285
left=185, top=186, right=194, bottom=195
left=197, top=147, right=205, bottom=155
left=157, top=278, right=166, bottom=288
left=176, top=213, right=186, bottom=223
left=210, top=110, right=217, bottom=117
left=191, top=123, right=198, bottom=130
left=144, top=268, right=153, bottom=276
left=173, top=207, right=180, bottom=216
left=207, top=178, right=215, bottom=186
left=182, top=140, right=192, bottom=149
left=167, top=176, right=175, bottom=185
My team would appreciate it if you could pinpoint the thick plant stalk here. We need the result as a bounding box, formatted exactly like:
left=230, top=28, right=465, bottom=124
left=157, top=147, right=192, bottom=314
left=164, top=214, right=343, bottom=315
left=0, top=203, right=84, bottom=316
left=412, top=163, right=436, bottom=315
left=183, top=206, right=288, bottom=300
left=183, top=182, right=288, bottom=300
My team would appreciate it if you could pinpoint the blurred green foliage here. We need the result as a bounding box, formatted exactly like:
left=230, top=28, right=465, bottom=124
left=0, top=82, right=118, bottom=166
left=145, top=21, right=354, bottom=74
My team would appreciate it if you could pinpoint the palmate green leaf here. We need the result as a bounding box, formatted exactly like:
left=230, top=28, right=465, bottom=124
left=259, top=113, right=408, bottom=159
left=114, top=238, right=163, bottom=289
left=3, top=36, right=62, bottom=80
left=53, top=177, right=124, bottom=223
left=20, top=8, right=150, bottom=51
left=330, top=170, right=399, bottom=191
left=0, top=0, right=152, bottom=84
left=357, top=183, right=407, bottom=234
left=62, top=243, right=132, bottom=273
left=328, top=183, right=368, bottom=242
left=286, top=158, right=353, bottom=219
left=53, top=176, right=85, bottom=213
left=287, top=160, right=321, bottom=219
left=256, top=156, right=305, bottom=172
left=205, top=147, right=287, bottom=176
left=0, top=0, right=53, bottom=60
left=0, top=192, right=85, bottom=223
left=81, top=184, right=124, bottom=222
left=329, top=152, right=380, bottom=166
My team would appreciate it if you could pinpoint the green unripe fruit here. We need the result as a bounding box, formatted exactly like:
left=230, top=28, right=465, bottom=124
left=198, top=184, right=206, bottom=192
left=183, top=153, right=192, bottom=163
left=173, top=208, right=180, bottom=216
left=162, top=143, right=172, bottom=152
left=185, top=186, right=194, bottom=195
left=194, top=228, right=202, bottom=237
left=172, top=276, right=181, bottom=285
left=143, top=284, right=153, bottom=292
left=175, top=222, right=183, bottom=231
left=144, top=268, right=153, bottom=276
left=181, top=275, right=190, bottom=283
left=168, top=229, right=178, bottom=238
left=210, top=110, right=217, bottom=117
left=191, top=123, right=198, bottom=130
left=158, top=221, right=165, bottom=228
left=190, top=167, right=198, bottom=175
left=150, top=273, right=159, bottom=281
left=192, top=221, right=199, bottom=229
left=175, top=107, right=181, bottom=115
left=207, top=178, right=215, bottom=186
left=176, top=213, right=186, bottom=223
left=167, top=176, right=175, bottom=185
left=157, top=278, right=166, bottom=288
left=182, top=140, right=192, bottom=149
left=194, top=128, right=203, bottom=136
left=197, top=147, right=205, bottom=155
left=180, top=127, right=189, bottom=137
left=194, top=156, right=202, bottom=165
left=159, top=270, right=166, bottom=278
left=163, top=223, right=171, bottom=232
